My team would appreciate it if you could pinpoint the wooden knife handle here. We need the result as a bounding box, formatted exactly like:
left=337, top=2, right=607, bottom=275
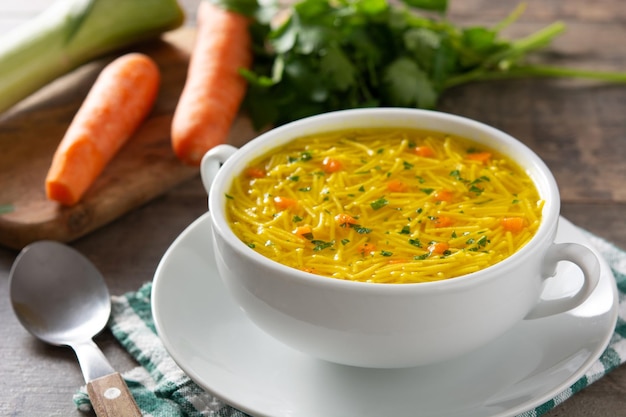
left=86, top=372, right=142, bottom=417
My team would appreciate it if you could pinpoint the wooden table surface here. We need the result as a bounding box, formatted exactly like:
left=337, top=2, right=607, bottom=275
left=1, top=1, right=625, bottom=416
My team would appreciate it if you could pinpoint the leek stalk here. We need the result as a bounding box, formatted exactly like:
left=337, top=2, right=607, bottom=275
left=0, top=0, right=185, bottom=113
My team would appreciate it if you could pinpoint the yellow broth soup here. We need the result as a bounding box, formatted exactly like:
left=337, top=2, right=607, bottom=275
left=225, top=128, right=544, bottom=283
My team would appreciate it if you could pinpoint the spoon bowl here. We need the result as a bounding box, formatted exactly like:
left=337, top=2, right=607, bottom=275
left=9, top=240, right=141, bottom=416
left=10, top=241, right=110, bottom=346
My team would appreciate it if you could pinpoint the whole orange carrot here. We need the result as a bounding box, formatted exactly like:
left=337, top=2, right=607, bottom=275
left=45, top=53, right=160, bottom=206
left=171, top=1, right=252, bottom=165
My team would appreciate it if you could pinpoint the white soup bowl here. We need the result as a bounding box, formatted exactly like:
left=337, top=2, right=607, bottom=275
left=200, top=108, right=600, bottom=368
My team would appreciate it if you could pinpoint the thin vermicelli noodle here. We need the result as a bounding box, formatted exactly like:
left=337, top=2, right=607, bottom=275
left=225, top=128, right=543, bottom=283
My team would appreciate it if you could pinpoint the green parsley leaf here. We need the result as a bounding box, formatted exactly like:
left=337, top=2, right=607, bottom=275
left=469, top=185, right=483, bottom=195
left=224, top=0, right=626, bottom=131
left=403, top=0, right=447, bottom=12
left=383, top=57, right=438, bottom=109
left=370, top=197, right=388, bottom=210
left=311, top=239, right=334, bottom=251
left=353, top=226, right=372, bottom=234
left=450, top=169, right=463, bottom=181
left=409, top=238, right=422, bottom=247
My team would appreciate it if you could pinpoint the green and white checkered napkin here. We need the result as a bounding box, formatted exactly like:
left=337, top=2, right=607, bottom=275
left=74, top=230, right=626, bottom=417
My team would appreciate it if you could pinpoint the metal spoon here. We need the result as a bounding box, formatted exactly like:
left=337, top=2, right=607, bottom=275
left=9, top=240, right=141, bottom=417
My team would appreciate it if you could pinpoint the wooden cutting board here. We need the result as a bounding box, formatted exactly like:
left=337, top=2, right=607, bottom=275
left=0, top=27, right=258, bottom=250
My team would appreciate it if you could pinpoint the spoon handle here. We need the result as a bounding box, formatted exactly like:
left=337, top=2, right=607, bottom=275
left=86, top=372, right=142, bottom=417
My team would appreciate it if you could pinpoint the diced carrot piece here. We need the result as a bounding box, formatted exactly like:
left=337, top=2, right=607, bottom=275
left=388, top=258, right=408, bottom=264
left=501, top=216, right=526, bottom=233
left=244, top=167, right=266, bottom=178
left=322, top=157, right=342, bottom=173
left=358, top=242, right=376, bottom=255
left=335, top=213, right=358, bottom=227
left=414, top=146, right=435, bottom=157
left=428, top=241, right=450, bottom=255
left=466, top=152, right=492, bottom=164
left=434, top=216, right=453, bottom=228
left=387, top=179, right=407, bottom=192
left=433, top=189, right=454, bottom=202
left=273, top=196, right=298, bottom=210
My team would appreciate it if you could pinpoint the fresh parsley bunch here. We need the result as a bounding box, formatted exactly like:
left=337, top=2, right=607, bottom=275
left=219, top=0, right=626, bottom=130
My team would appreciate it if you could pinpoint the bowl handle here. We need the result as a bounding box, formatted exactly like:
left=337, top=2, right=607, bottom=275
left=200, top=145, right=238, bottom=196
left=525, top=243, right=601, bottom=319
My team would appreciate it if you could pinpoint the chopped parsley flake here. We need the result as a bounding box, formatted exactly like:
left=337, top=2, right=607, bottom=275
left=312, top=239, right=334, bottom=251
left=370, top=197, right=388, bottom=210
left=353, top=225, right=372, bottom=234
left=409, top=238, right=422, bottom=248
left=469, top=185, right=483, bottom=195
left=450, top=170, right=462, bottom=181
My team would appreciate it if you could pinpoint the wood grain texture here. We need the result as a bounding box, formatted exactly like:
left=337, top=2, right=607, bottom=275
left=86, top=373, right=142, bottom=417
left=0, top=27, right=257, bottom=250
left=0, top=0, right=625, bottom=416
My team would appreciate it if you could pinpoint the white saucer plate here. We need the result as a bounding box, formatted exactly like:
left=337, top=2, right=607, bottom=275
left=152, top=213, right=618, bottom=417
